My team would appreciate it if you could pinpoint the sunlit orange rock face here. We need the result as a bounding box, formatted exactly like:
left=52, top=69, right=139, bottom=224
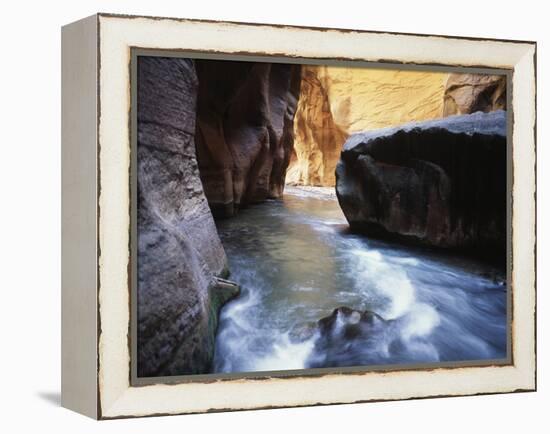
left=286, top=66, right=448, bottom=186
left=442, top=73, right=506, bottom=116
left=335, top=111, right=507, bottom=259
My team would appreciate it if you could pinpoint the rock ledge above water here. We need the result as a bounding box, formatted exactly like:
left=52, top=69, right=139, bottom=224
left=336, top=111, right=507, bottom=261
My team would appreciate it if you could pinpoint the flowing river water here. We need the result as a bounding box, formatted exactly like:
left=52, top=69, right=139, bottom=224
left=212, top=186, right=507, bottom=374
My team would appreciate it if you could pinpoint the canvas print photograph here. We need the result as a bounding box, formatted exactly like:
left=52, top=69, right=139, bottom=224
left=135, top=55, right=508, bottom=379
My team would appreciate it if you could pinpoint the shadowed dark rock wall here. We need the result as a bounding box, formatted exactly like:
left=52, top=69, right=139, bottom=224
left=194, top=60, right=301, bottom=217
left=137, top=57, right=238, bottom=377
left=336, top=111, right=507, bottom=261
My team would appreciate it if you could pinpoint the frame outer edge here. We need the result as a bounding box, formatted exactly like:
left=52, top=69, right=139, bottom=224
left=94, top=13, right=537, bottom=418
left=61, top=13, right=99, bottom=419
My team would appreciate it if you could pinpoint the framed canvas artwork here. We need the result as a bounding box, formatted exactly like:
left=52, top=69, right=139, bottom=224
left=61, top=13, right=536, bottom=419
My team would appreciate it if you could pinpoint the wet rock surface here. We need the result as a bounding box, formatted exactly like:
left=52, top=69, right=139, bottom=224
left=335, top=111, right=507, bottom=262
left=194, top=60, right=301, bottom=217
left=137, top=56, right=237, bottom=376
left=307, top=307, right=389, bottom=368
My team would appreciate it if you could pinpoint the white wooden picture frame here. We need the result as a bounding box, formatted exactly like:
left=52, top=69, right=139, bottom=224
left=61, top=13, right=536, bottom=419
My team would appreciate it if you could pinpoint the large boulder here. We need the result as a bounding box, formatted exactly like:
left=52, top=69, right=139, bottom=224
left=335, top=111, right=507, bottom=260
left=287, top=69, right=507, bottom=188
left=194, top=60, right=301, bottom=217
left=443, top=73, right=506, bottom=116
left=137, top=57, right=239, bottom=377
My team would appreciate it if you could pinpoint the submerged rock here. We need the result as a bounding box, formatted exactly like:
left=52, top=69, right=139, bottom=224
left=335, top=111, right=507, bottom=261
left=286, top=66, right=347, bottom=187
left=307, top=307, right=388, bottom=368
left=194, top=60, right=301, bottom=217
left=289, top=307, right=385, bottom=346
left=137, top=57, right=237, bottom=377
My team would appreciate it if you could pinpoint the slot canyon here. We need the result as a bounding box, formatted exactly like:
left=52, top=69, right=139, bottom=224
left=137, top=56, right=507, bottom=377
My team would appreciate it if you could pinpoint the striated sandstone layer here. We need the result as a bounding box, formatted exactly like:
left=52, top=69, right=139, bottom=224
left=287, top=66, right=448, bottom=186
left=286, top=66, right=347, bottom=186
left=194, top=60, right=301, bottom=217
left=335, top=111, right=507, bottom=260
left=137, top=57, right=239, bottom=377
left=443, top=73, right=506, bottom=116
